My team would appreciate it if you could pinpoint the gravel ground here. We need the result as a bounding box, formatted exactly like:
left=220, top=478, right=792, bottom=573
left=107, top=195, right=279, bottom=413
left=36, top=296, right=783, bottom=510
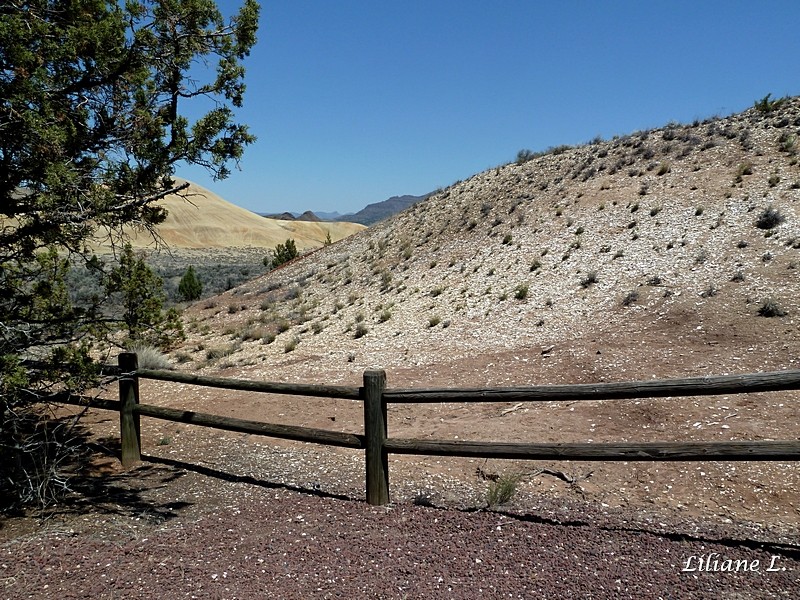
left=2, top=464, right=798, bottom=600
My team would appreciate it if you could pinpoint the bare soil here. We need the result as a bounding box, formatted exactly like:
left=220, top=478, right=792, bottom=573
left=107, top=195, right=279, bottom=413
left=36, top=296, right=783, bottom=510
left=2, top=330, right=799, bottom=598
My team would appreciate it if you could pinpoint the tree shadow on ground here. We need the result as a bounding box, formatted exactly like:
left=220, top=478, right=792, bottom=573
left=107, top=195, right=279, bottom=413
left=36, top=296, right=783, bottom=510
left=143, top=453, right=358, bottom=503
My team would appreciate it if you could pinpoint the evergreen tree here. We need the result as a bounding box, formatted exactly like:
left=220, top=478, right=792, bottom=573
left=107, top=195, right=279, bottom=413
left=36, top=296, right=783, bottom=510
left=0, top=0, right=260, bottom=507
left=178, top=265, right=203, bottom=301
left=270, top=238, right=299, bottom=268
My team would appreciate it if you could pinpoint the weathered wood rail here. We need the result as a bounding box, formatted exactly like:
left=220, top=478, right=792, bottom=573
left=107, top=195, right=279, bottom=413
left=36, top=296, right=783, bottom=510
left=53, top=353, right=800, bottom=506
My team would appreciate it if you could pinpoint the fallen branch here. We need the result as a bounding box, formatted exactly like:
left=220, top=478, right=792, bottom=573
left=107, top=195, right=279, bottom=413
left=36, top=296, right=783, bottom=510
left=532, top=468, right=594, bottom=484
left=500, top=403, right=523, bottom=416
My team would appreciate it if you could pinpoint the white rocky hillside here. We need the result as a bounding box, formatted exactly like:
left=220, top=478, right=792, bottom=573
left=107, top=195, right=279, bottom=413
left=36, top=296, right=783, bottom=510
left=177, top=97, right=800, bottom=385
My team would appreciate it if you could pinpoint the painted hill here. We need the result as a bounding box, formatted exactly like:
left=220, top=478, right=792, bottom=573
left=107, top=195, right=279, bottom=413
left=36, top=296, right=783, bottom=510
left=121, top=179, right=365, bottom=250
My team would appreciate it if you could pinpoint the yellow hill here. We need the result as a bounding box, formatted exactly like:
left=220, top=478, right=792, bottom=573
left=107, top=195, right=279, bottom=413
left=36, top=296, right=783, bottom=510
left=121, top=178, right=365, bottom=250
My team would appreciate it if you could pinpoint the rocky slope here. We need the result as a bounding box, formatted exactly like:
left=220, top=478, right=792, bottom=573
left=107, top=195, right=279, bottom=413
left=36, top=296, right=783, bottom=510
left=178, top=97, right=800, bottom=382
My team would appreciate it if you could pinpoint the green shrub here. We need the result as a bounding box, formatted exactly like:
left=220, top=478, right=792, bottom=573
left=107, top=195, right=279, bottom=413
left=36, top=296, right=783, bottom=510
left=486, top=474, right=521, bottom=508
left=753, top=93, right=786, bottom=113
left=177, top=265, right=203, bottom=301
left=269, top=238, right=298, bottom=268
left=206, top=345, right=237, bottom=361
left=758, top=298, right=787, bottom=317
left=514, top=283, right=529, bottom=300
left=516, top=149, right=534, bottom=164
left=354, top=323, right=369, bottom=338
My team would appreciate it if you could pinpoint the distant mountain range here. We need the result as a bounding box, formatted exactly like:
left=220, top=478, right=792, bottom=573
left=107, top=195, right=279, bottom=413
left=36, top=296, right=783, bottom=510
left=336, top=193, right=431, bottom=225
left=262, top=193, right=430, bottom=226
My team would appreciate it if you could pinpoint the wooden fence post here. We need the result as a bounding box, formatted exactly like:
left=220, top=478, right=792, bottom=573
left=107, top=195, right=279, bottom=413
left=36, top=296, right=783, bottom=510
left=363, top=370, right=389, bottom=505
left=119, top=352, right=141, bottom=467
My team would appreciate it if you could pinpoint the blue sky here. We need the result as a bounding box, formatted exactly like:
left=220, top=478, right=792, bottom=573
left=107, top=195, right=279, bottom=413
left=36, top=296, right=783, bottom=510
left=181, top=0, right=800, bottom=216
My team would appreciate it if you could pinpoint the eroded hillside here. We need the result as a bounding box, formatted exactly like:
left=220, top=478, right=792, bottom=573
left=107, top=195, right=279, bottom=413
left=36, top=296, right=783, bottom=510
left=135, top=98, right=800, bottom=534
left=178, top=98, right=799, bottom=384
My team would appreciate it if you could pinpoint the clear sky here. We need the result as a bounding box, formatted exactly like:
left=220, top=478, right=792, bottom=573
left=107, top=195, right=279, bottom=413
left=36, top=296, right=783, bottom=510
left=180, top=0, right=800, bottom=216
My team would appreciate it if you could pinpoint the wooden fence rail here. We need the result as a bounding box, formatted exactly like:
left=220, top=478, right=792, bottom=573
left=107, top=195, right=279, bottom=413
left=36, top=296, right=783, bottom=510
left=49, top=353, right=800, bottom=506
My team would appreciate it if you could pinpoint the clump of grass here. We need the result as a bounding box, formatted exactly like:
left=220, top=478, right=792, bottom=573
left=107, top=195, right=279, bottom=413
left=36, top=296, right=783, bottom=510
left=699, top=284, right=718, bottom=298
left=126, top=341, right=172, bottom=370
left=580, top=270, right=599, bottom=288
left=621, top=289, right=639, bottom=306
left=694, top=249, right=709, bottom=265
left=486, top=474, right=521, bottom=508
left=284, top=337, right=299, bottom=353
left=768, top=174, right=780, bottom=187
left=354, top=323, right=369, bottom=338
left=428, top=316, right=441, bottom=328
left=758, top=297, right=787, bottom=317
left=206, top=344, right=237, bottom=361
left=734, top=162, right=754, bottom=183
left=756, top=206, right=786, bottom=229
left=647, top=275, right=662, bottom=286
left=514, top=283, right=529, bottom=300
left=378, top=310, right=392, bottom=323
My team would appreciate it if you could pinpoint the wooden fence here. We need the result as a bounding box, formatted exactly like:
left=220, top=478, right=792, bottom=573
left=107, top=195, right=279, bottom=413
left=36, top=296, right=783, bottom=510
left=56, top=353, right=800, bottom=506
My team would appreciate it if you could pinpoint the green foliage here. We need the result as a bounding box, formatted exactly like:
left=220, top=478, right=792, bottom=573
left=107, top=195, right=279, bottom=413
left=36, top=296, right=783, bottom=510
left=178, top=265, right=203, bottom=301
left=486, top=474, right=521, bottom=508
left=0, top=0, right=259, bottom=507
left=754, top=93, right=787, bottom=113
left=105, top=245, right=185, bottom=349
left=270, top=239, right=299, bottom=268
left=516, top=149, right=534, bottom=165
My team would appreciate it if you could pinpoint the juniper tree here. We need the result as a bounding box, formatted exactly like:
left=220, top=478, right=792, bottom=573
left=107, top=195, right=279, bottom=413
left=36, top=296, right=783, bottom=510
left=178, top=265, right=203, bottom=302
left=0, top=0, right=260, bottom=507
left=270, top=238, right=298, bottom=268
